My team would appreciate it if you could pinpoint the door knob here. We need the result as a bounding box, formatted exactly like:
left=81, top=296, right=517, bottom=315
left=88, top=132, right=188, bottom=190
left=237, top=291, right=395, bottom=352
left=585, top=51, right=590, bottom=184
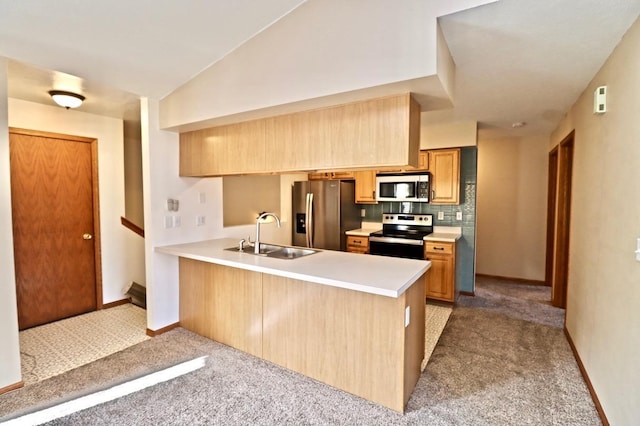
left=83, top=233, right=93, bottom=240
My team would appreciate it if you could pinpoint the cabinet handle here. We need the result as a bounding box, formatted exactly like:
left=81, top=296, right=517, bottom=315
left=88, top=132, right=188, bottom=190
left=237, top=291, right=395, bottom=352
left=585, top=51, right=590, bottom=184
left=431, top=190, right=435, bottom=200
left=354, top=239, right=361, bottom=244
left=434, top=247, right=445, bottom=251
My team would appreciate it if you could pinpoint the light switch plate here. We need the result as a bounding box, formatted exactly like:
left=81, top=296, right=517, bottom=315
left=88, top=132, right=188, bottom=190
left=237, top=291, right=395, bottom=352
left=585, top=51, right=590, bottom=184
left=437, top=211, right=444, bottom=221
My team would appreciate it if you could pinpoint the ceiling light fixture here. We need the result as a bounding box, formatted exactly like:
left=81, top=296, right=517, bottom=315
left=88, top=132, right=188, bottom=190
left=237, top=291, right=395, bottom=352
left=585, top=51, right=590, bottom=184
left=48, top=90, right=85, bottom=109
left=511, top=121, right=526, bottom=128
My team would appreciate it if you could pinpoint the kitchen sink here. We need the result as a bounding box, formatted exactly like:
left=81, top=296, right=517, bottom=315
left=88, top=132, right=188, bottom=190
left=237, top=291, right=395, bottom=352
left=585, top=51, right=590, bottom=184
left=224, top=243, right=318, bottom=259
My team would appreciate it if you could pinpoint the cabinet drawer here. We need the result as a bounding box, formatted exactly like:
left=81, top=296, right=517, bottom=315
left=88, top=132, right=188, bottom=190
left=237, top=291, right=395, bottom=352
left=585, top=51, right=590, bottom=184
left=347, top=236, right=368, bottom=248
left=424, top=242, right=453, bottom=255
left=346, top=236, right=369, bottom=254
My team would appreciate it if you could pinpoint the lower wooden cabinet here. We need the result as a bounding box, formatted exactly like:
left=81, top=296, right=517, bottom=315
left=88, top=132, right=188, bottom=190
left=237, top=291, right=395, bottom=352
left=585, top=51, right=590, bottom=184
left=346, top=236, right=369, bottom=254
left=424, top=241, right=456, bottom=302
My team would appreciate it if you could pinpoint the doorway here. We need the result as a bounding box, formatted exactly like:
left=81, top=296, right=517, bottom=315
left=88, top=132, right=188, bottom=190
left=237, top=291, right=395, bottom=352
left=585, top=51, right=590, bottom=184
left=545, top=132, right=574, bottom=308
left=10, top=128, right=102, bottom=329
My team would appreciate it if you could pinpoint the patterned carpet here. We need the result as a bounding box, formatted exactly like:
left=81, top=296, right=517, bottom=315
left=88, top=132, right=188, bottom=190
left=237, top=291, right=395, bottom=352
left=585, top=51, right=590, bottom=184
left=423, top=301, right=453, bottom=371
left=19, top=304, right=149, bottom=385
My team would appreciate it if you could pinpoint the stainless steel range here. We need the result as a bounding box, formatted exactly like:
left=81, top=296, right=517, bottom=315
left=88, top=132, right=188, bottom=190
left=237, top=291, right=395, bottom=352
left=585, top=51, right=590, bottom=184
left=369, top=214, right=433, bottom=260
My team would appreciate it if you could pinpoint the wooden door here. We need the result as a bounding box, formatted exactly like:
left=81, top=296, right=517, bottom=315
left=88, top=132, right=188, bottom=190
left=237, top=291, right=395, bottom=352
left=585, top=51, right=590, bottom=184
left=10, top=129, right=101, bottom=329
left=546, top=132, right=574, bottom=308
left=552, top=135, right=574, bottom=308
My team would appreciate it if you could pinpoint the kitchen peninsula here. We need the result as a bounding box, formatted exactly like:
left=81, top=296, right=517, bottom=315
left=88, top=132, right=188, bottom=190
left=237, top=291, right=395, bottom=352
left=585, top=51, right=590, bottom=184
left=156, top=238, right=430, bottom=412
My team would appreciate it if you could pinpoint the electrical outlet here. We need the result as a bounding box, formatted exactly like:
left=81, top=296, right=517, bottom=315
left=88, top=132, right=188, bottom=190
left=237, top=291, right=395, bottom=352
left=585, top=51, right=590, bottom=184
left=173, top=216, right=181, bottom=228
left=437, top=211, right=444, bottom=221
left=456, top=211, right=463, bottom=221
left=360, top=208, right=366, bottom=218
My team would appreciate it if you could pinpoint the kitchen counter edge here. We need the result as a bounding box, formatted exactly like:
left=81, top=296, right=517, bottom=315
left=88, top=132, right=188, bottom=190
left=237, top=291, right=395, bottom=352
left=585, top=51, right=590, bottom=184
left=155, top=238, right=429, bottom=299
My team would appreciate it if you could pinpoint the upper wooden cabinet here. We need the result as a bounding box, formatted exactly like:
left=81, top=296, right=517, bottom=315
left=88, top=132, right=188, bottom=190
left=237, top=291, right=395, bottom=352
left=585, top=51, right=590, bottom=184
left=377, top=150, right=429, bottom=174
left=180, top=93, right=421, bottom=177
left=308, top=171, right=355, bottom=180
left=180, top=120, right=267, bottom=176
left=353, top=170, right=377, bottom=204
left=429, top=148, right=460, bottom=205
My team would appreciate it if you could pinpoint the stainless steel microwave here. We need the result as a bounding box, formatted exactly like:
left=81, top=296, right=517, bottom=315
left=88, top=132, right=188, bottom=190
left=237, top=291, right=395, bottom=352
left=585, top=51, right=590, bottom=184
left=375, top=173, right=430, bottom=202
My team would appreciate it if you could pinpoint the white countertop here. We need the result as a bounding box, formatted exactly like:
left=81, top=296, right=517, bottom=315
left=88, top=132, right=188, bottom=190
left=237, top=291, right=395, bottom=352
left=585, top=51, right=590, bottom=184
left=424, top=226, right=462, bottom=242
left=156, top=238, right=429, bottom=298
left=345, top=222, right=381, bottom=236
left=345, top=228, right=380, bottom=236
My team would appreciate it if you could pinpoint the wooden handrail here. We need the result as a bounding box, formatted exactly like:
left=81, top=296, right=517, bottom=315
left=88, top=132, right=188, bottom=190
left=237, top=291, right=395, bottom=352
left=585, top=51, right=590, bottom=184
left=121, top=216, right=144, bottom=238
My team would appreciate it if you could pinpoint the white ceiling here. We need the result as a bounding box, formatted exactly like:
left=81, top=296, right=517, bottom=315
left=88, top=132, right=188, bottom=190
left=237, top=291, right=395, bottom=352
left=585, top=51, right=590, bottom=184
left=1, top=0, right=639, bottom=138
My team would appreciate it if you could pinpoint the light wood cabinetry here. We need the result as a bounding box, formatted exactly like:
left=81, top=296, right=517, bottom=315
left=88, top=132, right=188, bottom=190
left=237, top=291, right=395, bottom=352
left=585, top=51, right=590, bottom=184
left=179, top=258, right=263, bottom=357
left=377, top=150, right=429, bottom=174
left=429, top=148, right=460, bottom=205
left=346, top=236, right=369, bottom=254
left=180, top=120, right=267, bottom=176
left=178, top=258, right=425, bottom=413
left=180, top=93, right=421, bottom=177
left=353, top=170, right=377, bottom=203
left=418, top=150, right=429, bottom=170
left=308, top=171, right=355, bottom=180
left=424, top=241, right=456, bottom=302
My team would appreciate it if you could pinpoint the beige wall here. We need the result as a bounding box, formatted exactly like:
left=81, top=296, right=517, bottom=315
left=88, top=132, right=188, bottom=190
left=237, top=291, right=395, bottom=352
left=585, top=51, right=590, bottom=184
left=223, top=175, right=281, bottom=227
left=0, top=58, right=22, bottom=392
left=123, top=118, right=144, bottom=228
left=8, top=98, right=146, bottom=303
left=550, top=17, right=640, bottom=425
left=420, top=120, right=477, bottom=149
left=476, top=136, right=548, bottom=281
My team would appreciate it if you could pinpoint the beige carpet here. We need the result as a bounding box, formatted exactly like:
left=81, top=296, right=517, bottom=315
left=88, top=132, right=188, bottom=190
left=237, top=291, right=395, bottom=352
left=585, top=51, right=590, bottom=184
left=1, top=280, right=599, bottom=424
left=422, top=301, right=453, bottom=371
left=19, top=304, right=149, bottom=385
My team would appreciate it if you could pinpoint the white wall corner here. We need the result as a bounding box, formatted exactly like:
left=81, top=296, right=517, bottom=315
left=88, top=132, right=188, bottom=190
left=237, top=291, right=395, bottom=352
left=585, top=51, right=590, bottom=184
left=0, top=56, right=23, bottom=390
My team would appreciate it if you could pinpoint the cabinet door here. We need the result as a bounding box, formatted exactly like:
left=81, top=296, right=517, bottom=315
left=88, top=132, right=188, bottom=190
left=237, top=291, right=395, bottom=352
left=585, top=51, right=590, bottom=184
left=354, top=171, right=377, bottom=204
left=429, top=149, right=460, bottom=204
left=424, top=255, right=454, bottom=301
left=424, top=241, right=455, bottom=302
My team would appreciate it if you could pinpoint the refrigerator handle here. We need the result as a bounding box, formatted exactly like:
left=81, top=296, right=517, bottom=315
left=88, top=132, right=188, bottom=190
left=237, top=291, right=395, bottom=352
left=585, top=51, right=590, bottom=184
left=306, top=192, right=314, bottom=248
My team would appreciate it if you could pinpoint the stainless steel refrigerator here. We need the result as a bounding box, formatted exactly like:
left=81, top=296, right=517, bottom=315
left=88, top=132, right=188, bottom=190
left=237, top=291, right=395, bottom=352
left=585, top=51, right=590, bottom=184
left=292, top=180, right=360, bottom=251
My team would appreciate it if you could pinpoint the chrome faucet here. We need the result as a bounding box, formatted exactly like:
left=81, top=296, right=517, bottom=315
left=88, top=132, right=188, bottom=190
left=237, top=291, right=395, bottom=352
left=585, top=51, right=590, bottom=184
left=255, top=212, right=281, bottom=254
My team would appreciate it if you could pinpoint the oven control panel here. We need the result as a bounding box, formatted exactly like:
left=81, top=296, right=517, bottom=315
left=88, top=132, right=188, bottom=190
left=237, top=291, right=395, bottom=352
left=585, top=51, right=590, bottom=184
left=381, top=214, right=433, bottom=226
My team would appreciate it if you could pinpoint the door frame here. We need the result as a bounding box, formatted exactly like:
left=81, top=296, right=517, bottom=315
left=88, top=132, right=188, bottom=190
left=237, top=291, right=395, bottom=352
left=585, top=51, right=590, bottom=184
left=545, top=131, right=574, bottom=308
left=545, top=147, right=558, bottom=287
left=10, top=127, right=104, bottom=309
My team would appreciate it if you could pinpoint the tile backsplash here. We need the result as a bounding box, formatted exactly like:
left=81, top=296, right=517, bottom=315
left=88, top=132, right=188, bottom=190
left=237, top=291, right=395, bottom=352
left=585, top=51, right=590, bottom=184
left=360, top=147, right=477, bottom=293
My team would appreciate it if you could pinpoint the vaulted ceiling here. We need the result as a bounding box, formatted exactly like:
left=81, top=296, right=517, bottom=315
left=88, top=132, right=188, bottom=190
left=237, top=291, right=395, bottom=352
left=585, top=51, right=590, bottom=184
left=1, top=0, right=639, bottom=138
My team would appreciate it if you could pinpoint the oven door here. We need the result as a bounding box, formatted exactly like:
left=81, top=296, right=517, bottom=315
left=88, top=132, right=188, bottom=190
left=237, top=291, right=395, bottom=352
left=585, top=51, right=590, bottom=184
left=369, top=238, right=424, bottom=260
